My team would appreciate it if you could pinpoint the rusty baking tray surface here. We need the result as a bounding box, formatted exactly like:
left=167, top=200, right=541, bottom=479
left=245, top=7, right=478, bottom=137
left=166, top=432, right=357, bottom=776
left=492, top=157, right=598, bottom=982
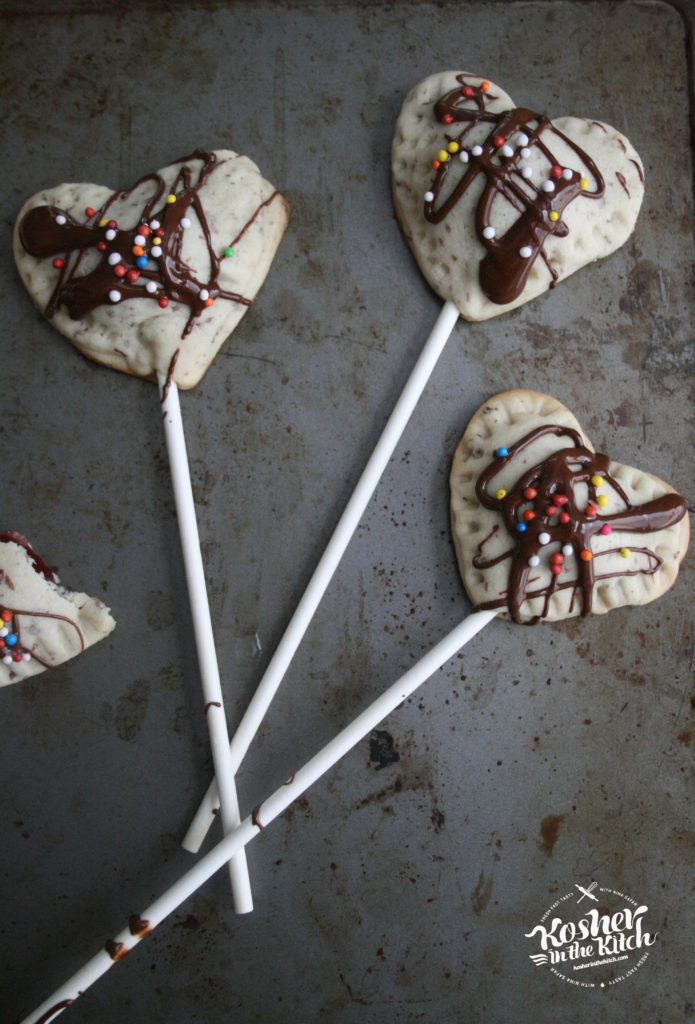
left=1, top=2, right=693, bottom=1022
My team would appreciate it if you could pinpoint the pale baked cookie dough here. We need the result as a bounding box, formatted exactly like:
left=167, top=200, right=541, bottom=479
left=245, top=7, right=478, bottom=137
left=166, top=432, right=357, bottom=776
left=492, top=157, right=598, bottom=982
left=450, top=390, right=689, bottom=624
left=14, top=149, right=289, bottom=389
left=0, top=532, right=115, bottom=685
left=392, top=73, right=645, bottom=319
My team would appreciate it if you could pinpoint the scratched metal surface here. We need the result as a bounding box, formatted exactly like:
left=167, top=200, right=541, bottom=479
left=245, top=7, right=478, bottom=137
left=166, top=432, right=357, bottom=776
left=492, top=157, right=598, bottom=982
left=0, top=1, right=693, bottom=1021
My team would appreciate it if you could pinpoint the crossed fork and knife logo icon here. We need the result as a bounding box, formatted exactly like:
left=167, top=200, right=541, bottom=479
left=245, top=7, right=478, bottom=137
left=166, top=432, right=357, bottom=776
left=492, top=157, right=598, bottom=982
left=575, top=880, right=599, bottom=903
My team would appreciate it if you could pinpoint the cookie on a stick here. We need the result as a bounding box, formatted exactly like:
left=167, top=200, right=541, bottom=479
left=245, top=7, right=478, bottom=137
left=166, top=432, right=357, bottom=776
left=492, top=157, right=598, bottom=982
left=0, top=531, right=114, bottom=686
left=183, top=72, right=647, bottom=852
left=391, top=71, right=645, bottom=318
left=14, top=148, right=288, bottom=388
left=14, top=149, right=289, bottom=912
left=19, top=390, right=688, bottom=1023
left=450, top=389, right=689, bottom=623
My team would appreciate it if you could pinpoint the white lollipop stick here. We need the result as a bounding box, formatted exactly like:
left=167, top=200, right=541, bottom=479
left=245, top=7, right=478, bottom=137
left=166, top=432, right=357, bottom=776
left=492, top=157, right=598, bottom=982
left=19, top=607, right=495, bottom=1024
left=182, top=299, right=460, bottom=853
left=157, top=371, right=253, bottom=914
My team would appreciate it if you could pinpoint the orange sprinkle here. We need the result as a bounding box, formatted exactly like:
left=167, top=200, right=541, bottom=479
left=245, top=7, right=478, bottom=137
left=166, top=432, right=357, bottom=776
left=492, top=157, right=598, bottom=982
left=580, top=549, right=593, bottom=562
left=132, top=245, right=145, bottom=256
left=432, top=159, right=440, bottom=170
left=204, top=297, right=214, bottom=307
left=481, top=80, right=490, bottom=91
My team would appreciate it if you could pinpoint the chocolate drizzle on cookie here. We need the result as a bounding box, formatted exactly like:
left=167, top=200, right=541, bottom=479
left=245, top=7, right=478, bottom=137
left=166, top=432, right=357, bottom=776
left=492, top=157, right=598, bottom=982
left=18, top=150, right=277, bottom=339
left=424, top=76, right=606, bottom=305
left=1, top=533, right=86, bottom=670
left=1, top=530, right=57, bottom=582
left=473, top=424, right=686, bottom=624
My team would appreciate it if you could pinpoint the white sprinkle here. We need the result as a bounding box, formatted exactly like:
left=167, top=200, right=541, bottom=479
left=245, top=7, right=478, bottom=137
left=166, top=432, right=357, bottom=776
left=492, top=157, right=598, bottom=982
left=105, top=229, right=116, bottom=241
left=562, top=544, right=574, bottom=557
left=459, top=149, right=469, bottom=163
left=482, top=226, right=496, bottom=239
left=134, top=234, right=146, bottom=246
left=519, top=245, right=533, bottom=258
left=150, top=245, right=162, bottom=257
left=22, top=652, right=31, bottom=662
left=109, top=289, right=121, bottom=303
left=181, top=217, right=191, bottom=228
left=0, top=627, right=8, bottom=638
left=107, top=252, right=121, bottom=265
left=199, top=289, right=210, bottom=301
left=520, top=147, right=531, bottom=159
left=472, top=144, right=483, bottom=156
left=424, top=191, right=434, bottom=202
left=501, top=144, right=514, bottom=158
left=521, top=165, right=533, bottom=179
left=3, top=655, right=12, bottom=665
left=538, top=532, right=551, bottom=546
left=150, top=219, right=160, bottom=230
left=55, top=214, right=66, bottom=225
left=145, top=281, right=157, bottom=294
left=542, top=180, right=555, bottom=193
left=562, top=167, right=573, bottom=180
left=528, top=555, right=540, bottom=568
left=516, top=132, right=529, bottom=147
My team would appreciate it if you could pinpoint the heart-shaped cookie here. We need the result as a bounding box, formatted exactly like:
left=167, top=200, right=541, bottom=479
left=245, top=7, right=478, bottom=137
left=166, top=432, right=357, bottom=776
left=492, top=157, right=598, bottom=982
left=13, top=149, right=289, bottom=389
left=391, top=73, right=645, bottom=319
left=0, top=531, right=115, bottom=685
left=450, top=390, right=688, bottom=624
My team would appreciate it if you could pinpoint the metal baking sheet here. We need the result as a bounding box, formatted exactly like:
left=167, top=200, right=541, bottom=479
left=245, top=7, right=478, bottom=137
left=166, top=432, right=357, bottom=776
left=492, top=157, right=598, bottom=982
left=1, top=1, right=693, bottom=1021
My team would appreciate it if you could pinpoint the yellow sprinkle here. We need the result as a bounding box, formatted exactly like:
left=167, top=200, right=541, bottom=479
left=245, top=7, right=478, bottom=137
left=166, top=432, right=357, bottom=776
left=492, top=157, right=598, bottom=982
left=166, top=194, right=177, bottom=204
left=619, top=547, right=631, bottom=559
left=496, top=488, right=507, bottom=500
left=597, top=494, right=608, bottom=507
left=580, top=177, right=589, bottom=190
left=437, top=149, right=449, bottom=163
left=153, top=237, right=162, bottom=246
left=447, top=141, right=460, bottom=154
left=591, top=475, right=604, bottom=487
left=98, top=218, right=108, bottom=227
left=548, top=210, right=559, bottom=222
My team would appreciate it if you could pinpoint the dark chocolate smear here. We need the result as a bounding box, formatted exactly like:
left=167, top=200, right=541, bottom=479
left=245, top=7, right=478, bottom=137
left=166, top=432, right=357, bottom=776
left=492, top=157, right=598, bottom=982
left=105, top=938, right=129, bottom=962
left=160, top=348, right=180, bottom=404
left=129, top=914, right=152, bottom=938
left=34, top=1000, right=75, bottom=1024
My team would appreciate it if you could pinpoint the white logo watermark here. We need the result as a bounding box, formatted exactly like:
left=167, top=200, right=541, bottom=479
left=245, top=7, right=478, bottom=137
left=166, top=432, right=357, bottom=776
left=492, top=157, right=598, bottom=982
left=524, top=881, right=657, bottom=987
